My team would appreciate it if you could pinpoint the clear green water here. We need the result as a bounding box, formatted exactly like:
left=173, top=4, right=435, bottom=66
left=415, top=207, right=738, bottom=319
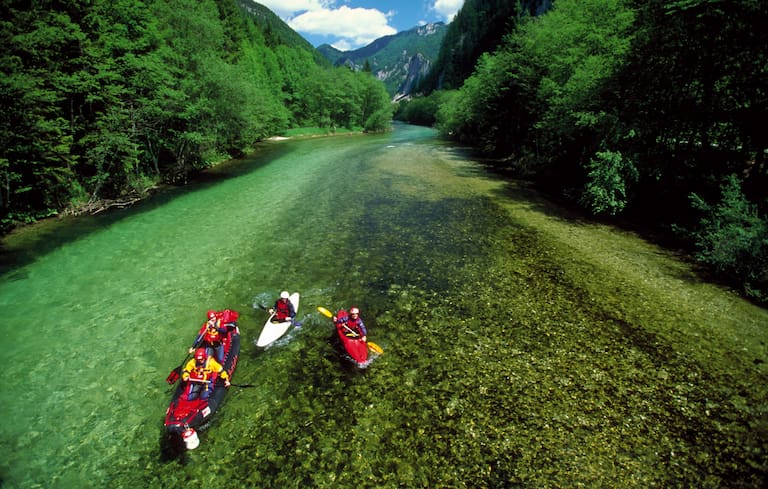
left=1, top=124, right=766, bottom=488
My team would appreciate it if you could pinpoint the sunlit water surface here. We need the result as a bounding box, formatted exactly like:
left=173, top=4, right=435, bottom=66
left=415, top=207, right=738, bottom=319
left=0, top=124, right=487, bottom=487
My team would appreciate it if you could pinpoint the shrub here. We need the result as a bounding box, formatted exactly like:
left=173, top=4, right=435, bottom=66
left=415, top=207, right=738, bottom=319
left=580, top=150, right=638, bottom=216
left=690, top=174, right=768, bottom=302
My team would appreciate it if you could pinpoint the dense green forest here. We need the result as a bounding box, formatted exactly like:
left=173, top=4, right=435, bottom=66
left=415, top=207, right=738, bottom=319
left=0, top=0, right=392, bottom=231
left=416, top=0, right=552, bottom=93
left=2, top=0, right=766, bottom=303
left=398, top=0, right=768, bottom=303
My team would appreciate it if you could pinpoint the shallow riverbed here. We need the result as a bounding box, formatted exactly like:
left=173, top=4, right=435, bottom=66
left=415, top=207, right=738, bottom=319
left=1, top=123, right=765, bottom=488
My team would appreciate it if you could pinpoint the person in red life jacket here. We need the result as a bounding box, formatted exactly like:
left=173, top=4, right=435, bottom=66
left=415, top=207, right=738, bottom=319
left=333, top=306, right=367, bottom=342
left=189, top=310, right=228, bottom=363
left=268, top=291, right=296, bottom=323
left=181, top=348, right=230, bottom=401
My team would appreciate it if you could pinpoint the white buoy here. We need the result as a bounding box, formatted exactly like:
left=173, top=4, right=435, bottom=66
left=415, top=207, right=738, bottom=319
left=182, top=428, right=200, bottom=450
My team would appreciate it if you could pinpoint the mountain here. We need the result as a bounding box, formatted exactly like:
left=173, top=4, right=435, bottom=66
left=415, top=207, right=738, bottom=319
left=317, top=23, right=447, bottom=101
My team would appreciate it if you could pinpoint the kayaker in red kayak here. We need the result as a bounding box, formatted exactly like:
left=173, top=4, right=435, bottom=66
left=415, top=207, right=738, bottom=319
left=181, top=348, right=230, bottom=400
left=333, top=306, right=367, bottom=342
left=268, top=291, right=296, bottom=322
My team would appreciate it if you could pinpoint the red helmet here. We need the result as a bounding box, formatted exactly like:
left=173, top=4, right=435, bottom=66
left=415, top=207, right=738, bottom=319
left=350, top=307, right=360, bottom=315
left=194, top=348, right=207, bottom=361
left=207, top=310, right=217, bottom=319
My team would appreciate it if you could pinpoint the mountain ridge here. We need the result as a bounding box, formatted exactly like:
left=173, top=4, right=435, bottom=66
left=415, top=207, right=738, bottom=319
left=317, top=23, right=447, bottom=100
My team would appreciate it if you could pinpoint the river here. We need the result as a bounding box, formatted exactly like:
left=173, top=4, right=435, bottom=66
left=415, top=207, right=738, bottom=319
left=1, top=123, right=765, bottom=488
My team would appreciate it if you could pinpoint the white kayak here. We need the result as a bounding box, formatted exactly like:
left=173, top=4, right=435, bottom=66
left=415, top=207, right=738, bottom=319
left=255, top=292, right=300, bottom=347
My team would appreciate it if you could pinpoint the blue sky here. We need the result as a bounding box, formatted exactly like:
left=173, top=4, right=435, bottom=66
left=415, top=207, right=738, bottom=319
left=255, top=0, right=465, bottom=51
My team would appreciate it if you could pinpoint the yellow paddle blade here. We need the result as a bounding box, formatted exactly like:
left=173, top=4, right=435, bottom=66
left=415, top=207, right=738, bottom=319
left=317, top=306, right=333, bottom=318
left=367, top=341, right=383, bottom=354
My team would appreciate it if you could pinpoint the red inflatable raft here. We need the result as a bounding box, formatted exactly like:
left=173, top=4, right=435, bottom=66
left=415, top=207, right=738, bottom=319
left=164, top=309, right=240, bottom=449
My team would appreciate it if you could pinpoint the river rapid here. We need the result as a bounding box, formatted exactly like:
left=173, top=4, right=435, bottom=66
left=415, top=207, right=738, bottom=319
left=1, top=123, right=766, bottom=488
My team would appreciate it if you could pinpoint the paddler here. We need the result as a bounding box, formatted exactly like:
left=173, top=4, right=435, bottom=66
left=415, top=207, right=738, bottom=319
left=181, top=348, right=230, bottom=400
left=334, top=306, right=367, bottom=342
left=189, top=310, right=228, bottom=363
left=268, top=291, right=296, bottom=323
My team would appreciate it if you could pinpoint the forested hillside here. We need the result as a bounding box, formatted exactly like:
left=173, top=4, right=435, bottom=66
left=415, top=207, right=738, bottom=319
left=417, top=0, right=552, bottom=93
left=398, top=0, right=768, bottom=303
left=0, top=0, right=392, bottom=233
left=235, top=0, right=330, bottom=67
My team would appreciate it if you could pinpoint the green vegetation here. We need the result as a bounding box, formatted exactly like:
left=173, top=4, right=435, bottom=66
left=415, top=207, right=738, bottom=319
left=0, top=0, right=392, bottom=233
left=417, top=0, right=540, bottom=93
left=398, top=0, right=768, bottom=302
left=688, top=175, right=768, bottom=302
left=393, top=91, right=448, bottom=127
left=280, top=127, right=354, bottom=138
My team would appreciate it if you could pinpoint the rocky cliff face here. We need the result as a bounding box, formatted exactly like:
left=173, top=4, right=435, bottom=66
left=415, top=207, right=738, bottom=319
left=317, top=23, right=447, bottom=100
left=390, top=53, right=431, bottom=102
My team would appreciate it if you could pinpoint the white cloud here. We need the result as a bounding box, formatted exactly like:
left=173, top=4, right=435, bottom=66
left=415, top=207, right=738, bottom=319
left=288, top=5, right=396, bottom=46
left=255, top=1, right=397, bottom=49
left=431, top=0, right=464, bottom=22
left=256, top=1, right=466, bottom=49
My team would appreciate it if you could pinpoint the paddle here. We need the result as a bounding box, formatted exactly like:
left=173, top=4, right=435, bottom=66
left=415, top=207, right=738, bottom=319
left=186, top=377, right=255, bottom=388
left=166, top=353, right=191, bottom=385
left=317, top=306, right=358, bottom=335
left=317, top=306, right=384, bottom=355
left=166, top=324, right=212, bottom=384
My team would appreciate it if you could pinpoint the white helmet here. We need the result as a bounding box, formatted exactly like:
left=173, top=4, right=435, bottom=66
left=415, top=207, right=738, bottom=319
left=280, top=291, right=289, bottom=299
left=350, top=307, right=360, bottom=315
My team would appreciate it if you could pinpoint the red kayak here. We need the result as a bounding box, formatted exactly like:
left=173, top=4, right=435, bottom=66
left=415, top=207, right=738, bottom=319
left=334, top=309, right=368, bottom=365
left=164, top=309, right=240, bottom=450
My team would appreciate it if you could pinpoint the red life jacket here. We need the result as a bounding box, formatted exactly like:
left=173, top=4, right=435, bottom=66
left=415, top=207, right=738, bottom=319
left=204, top=329, right=220, bottom=344
left=189, top=365, right=208, bottom=382
left=275, top=299, right=292, bottom=320
left=201, top=318, right=223, bottom=345
left=346, top=317, right=364, bottom=335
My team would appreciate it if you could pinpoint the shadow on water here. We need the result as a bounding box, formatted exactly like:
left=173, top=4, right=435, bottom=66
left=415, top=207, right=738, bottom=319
left=0, top=142, right=292, bottom=277
left=327, top=332, right=376, bottom=374
left=158, top=430, right=188, bottom=464
left=462, top=153, right=710, bottom=287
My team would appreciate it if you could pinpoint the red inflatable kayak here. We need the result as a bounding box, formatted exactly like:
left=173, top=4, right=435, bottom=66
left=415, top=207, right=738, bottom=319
left=164, top=309, right=240, bottom=450
left=334, top=309, right=368, bottom=364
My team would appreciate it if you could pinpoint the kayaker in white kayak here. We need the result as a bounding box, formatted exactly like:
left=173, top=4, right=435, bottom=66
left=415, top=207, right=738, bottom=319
left=268, top=291, right=296, bottom=323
